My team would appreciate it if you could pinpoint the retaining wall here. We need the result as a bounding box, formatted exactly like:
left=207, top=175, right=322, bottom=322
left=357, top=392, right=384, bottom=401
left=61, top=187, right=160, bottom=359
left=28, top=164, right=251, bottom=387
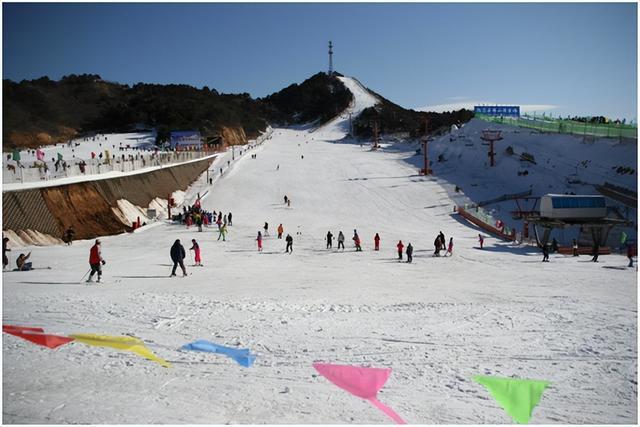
left=3, top=156, right=215, bottom=242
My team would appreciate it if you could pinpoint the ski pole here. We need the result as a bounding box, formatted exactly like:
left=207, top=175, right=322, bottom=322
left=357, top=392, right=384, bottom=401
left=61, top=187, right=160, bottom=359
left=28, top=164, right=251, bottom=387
left=80, top=268, right=91, bottom=282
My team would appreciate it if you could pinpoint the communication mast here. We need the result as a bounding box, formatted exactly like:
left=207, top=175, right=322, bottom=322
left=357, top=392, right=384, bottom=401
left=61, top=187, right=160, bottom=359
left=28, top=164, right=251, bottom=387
left=328, top=41, right=333, bottom=75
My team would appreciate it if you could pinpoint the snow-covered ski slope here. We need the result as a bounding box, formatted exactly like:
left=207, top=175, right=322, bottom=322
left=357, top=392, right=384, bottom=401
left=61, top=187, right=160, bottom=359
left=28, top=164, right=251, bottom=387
left=3, top=77, right=636, bottom=424
left=423, top=119, right=638, bottom=243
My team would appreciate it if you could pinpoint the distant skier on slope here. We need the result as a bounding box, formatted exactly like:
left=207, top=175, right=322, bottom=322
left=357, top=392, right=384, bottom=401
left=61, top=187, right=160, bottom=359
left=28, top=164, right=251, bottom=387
left=445, top=237, right=454, bottom=257
left=190, top=239, right=202, bottom=266
left=434, top=236, right=442, bottom=256
left=326, top=231, right=333, bottom=249
left=228, top=212, right=232, bottom=226
left=337, top=231, right=345, bottom=250
left=438, top=231, right=446, bottom=252
left=591, top=241, right=600, bottom=262
left=87, top=240, right=105, bottom=282
left=353, top=230, right=362, bottom=252
left=397, top=240, right=404, bottom=260
left=572, top=239, right=579, bottom=257
left=277, top=224, right=284, bottom=239
left=406, top=243, right=413, bottom=263
left=257, top=231, right=263, bottom=252
left=542, top=243, right=550, bottom=262
left=374, top=233, right=380, bottom=251
left=285, top=234, right=293, bottom=254
left=264, top=222, right=269, bottom=236
left=284, top=195, right=288, bottom=204
left=478, top=234, right=484, bottom=249
left=170, top=239, right=188, bottom=277
left=217, top=224, right=228, bottom=241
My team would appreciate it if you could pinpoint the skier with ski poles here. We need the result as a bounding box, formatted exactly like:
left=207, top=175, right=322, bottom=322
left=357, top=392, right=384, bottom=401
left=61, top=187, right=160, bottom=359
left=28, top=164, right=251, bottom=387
left=326, top=231, right=333, bottom=249
left=190, top=239, right=202, bottom=266
left=87, top=239, right=105, bottom=282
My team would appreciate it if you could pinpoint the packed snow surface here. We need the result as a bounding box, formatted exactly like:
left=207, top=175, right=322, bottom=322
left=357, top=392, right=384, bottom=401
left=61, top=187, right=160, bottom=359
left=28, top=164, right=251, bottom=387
left=2, top=77, right=637, bottom=424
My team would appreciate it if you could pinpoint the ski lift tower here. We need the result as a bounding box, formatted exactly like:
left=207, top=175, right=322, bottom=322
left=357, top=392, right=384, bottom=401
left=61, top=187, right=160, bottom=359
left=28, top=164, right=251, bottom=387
left=481, top=129, right=503, bottom=167
left=328, top=41, right=333, bottom=75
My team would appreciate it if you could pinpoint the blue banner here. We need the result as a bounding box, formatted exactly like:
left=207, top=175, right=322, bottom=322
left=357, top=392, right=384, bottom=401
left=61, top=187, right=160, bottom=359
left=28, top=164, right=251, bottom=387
left=474, top=106, right=520, bottom=117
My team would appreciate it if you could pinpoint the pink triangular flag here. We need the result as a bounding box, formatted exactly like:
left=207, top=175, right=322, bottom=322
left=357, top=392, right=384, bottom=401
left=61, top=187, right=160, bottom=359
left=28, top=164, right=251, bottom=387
left=313, top=362, right=406, bottom=424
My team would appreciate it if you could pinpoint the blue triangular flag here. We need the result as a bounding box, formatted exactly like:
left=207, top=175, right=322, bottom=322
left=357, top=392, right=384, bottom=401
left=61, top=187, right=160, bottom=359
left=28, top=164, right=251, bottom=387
left=181, top=340, right=256, bottom=367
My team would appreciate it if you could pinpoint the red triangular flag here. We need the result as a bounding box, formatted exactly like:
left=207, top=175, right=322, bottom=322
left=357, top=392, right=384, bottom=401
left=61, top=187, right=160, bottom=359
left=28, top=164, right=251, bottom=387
left=4, top=329, right=74, bottom=349
left=3, top=324, right=45, bottom=333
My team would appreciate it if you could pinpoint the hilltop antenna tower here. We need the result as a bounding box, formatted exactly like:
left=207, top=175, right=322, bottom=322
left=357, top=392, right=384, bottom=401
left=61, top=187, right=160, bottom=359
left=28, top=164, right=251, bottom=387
left=328, top=41, right=333, bottom=75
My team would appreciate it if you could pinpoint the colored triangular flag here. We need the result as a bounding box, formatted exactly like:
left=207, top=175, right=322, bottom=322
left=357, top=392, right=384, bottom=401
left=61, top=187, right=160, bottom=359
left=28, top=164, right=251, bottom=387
left=3, top=325, right=45, bottom=333
left=313, top=363, right=406, bottom=424
left=3, top=325, right=74, bottom=349
left=473, top=375, right=550, bottom=424
left=70, top=334, right=171, bottom=368
left=181, top=340, right=256, bottom=367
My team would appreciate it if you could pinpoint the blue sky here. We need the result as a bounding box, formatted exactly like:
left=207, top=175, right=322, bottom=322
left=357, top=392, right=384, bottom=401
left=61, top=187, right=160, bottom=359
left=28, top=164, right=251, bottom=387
left=3, top=3, right=637, bottom=120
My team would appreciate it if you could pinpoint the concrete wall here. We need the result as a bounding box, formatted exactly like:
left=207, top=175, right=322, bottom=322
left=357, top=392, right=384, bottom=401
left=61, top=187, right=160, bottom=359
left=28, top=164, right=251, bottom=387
left=3, top=157, right=214, bottom=241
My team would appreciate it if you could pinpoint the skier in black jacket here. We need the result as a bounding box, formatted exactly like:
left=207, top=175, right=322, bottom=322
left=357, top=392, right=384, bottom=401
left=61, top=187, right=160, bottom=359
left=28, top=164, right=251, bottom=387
left=170, top=239, right=187, bottom=276
left=326, top=231, right=333, bottom=249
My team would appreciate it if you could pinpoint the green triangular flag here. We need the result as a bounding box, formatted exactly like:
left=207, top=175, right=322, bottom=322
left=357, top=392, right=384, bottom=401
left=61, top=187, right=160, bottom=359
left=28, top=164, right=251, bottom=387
left=473, top=375, right=550, bottom=424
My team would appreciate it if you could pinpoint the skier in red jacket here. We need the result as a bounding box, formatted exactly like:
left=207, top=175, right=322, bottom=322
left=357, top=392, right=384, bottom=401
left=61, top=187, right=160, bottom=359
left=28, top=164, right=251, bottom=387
left=397, top=240, right=404, bottom=260
left=87, top=239, right=105, bottom=283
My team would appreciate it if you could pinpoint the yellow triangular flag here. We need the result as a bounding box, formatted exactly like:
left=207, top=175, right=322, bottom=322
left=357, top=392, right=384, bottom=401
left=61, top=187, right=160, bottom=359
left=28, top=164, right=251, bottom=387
left=70, top=333, right=171, bottom=368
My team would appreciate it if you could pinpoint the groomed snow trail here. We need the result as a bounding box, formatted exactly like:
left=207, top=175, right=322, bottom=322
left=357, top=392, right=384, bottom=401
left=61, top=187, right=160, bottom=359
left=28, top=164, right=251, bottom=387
left=3, top=77, right=637, bottom=424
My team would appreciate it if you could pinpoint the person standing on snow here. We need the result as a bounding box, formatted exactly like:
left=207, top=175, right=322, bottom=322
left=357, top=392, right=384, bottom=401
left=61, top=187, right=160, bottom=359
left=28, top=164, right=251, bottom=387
left=170, top=239, right=187, bottom=277
left=374, top=233, right=381, bottom=251
left=438, top=231, right=446, bottom=252
left=478, top=234, right=484, bottom=249
left=627, top=243, right=634, bottom=267
left=277, top=224, right=284, bottom=239
left=446, top=237, right=454, bottom=256
left=87, top=239, right=105, bottom=282
left=264, top=222, right=269, bottom=236
left=551, top=238, right=559, bottom=253
left=190, top=239, right=202, bottom=266
left=326, top=231, right=333, bottom=249
left=406, top=243, right=413, bottom=263
left=3, top=237, right=10, bottom=270
left=216, top=215, right=222, bottom=230
left=285, top=234, right=293, bottom=254
left=337, top=231, right=345, bottom=250
left=542, top=243, right=550, bottom=262
left=228, top=212, right=232, bottom=226
left=223, top=214, right=227, bottom=226
left=572, top=239, right=579, bottom=257
left=397, top=240, right=404, bottom=260
left=256, top=231, right=263, bottom=252
left=353, top=230, right=362, bottom=251
left=434, top=236, right=442, bottom=256
left=284, top=195, right=288, bottom=205
left=591, top=241, right=600, bottom=262
left=217, top=224, right=228, bottom=241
